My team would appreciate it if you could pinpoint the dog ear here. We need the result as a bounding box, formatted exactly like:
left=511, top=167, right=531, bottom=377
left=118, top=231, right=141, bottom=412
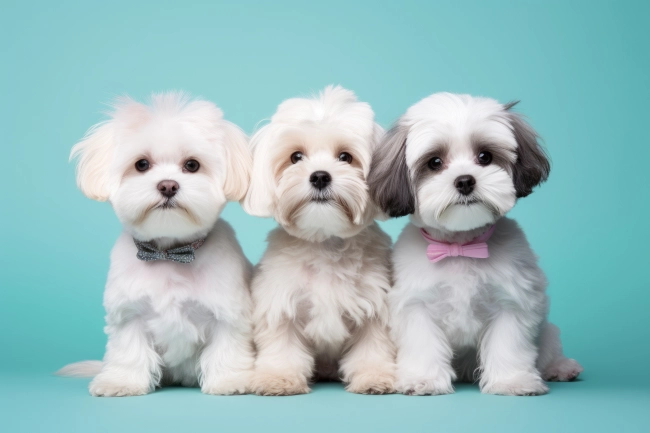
left=69, top=121, right=116, bottom=201
left=506, top=105, right=551, bottom=198
left=241, top=124, right=275, bottom=217
left=367, top=123, right=415, bottom=217
left=221, top=121, right=252, bottom=202
left=180, top=98, right=251, bottom=202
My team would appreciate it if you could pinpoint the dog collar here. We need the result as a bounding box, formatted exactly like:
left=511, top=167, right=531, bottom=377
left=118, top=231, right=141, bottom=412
left=133, top=238, right=206, bottom=264
left=420, top=225, right=495, bottom=263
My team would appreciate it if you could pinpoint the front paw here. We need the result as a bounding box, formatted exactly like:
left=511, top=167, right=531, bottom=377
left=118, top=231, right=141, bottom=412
left=250, top=370, right=310, bottom=396
left=396, top=374, right=454, bottom=396
left=89, top=375, right=151, bottom=397
left=481, top=372, right=549, bottom=396
left=346, top=368, right=395, bottom=395
left=202, top=371, right=251, bottom=395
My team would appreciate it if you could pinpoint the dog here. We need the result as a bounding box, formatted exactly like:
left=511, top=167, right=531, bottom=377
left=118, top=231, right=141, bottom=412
left=242, top=86, right=396, bottom=395
left=368, top=92, right=583, bottom=396
left=57, top=92, right=255, bottom=396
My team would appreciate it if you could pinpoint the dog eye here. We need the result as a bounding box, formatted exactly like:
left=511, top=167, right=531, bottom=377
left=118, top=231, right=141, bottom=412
left=184, top=159, right=200, bottom=173
left=290, top=151, right=303, bottom=164
left=135, top=159, right=150, bottom=172
left=477, top=151, right=492, bottom=165
left=338, top=152, right=353, bottom=164
left=428, top=157, right=443, bottom=171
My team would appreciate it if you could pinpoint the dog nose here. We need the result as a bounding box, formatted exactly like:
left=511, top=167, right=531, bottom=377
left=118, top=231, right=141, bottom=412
left=455, top=175, right=476, bottom=196
left=309, top=171, right=332, bottom=190
left=157, top=180, right=179, bottom=198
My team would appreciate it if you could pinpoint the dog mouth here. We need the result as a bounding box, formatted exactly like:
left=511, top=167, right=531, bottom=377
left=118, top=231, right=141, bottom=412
left=311, top=191, right=332, bottom=203
left=451, top=196, right=501, bottom=217
left=436, top=197, right=482, bottom=219
left=455, top=197, right=480, bottom=206
left=157, top=199, right=178, bottom=209
left=133, top=198, right=200, bottom=226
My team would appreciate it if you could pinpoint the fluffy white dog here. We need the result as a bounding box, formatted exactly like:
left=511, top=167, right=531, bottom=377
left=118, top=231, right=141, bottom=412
left=242, top=86, right=396, bottom=395
left=368, top=93, right=583, bottom=396
left=58, top=93, right=255, bottom=396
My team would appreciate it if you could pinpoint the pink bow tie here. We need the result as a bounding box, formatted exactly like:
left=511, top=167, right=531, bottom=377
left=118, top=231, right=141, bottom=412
left=420, top=225, right=496, bottom=263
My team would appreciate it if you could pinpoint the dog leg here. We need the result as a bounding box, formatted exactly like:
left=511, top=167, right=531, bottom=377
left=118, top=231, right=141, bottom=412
left=200, top=319, right=255, bottom=395
left=89, top=320, right=161, bottom=397
left=393, top=302, right=456, bottom=395
left=340, top=318, right=395, bottom=394
left=251, top=319, right=313, bottom=396
left=536, top=322, right=583, bottom=382
left=479, top=310, right=548, bottom=396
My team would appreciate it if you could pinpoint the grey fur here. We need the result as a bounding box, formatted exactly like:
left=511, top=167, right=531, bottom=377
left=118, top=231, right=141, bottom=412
left=503, top=100, right=520, bottom=111
left=412, top=146, right=449, bottom=191
left=470, top=137, right=516, bottom=173
left=506, top=111, right=551, bottom=198
left=368, top=124, right=415, bottom=217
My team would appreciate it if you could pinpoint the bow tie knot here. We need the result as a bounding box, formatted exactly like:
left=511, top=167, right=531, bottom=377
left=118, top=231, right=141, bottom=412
left=134, top=238, right=205, bottom=264
left=448, top=243, right=461, bottom=257
left=421, top=226, right=495, bottom=263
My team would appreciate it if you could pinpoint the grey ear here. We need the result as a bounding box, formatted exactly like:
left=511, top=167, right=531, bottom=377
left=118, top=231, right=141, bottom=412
left=506, top=107, right=551, bottom=198
left=368, top=124, right=415, bottom=217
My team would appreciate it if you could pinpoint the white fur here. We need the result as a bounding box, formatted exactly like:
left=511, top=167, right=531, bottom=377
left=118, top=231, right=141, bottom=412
left=245, top=86, right=396, bottom=395
left=58, top=92, right=255, bottom=396
left=383, top=93, right=582, bottom=396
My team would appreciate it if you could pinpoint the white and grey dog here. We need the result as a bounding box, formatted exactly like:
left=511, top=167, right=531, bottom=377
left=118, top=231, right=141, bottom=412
left=242, top=86, right=396, bottom=395
left=368, top=93, right=582, bottom=396
left=58, top=93, right=255, bottom=396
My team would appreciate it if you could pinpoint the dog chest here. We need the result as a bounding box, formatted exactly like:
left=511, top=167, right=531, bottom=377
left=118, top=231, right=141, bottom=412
left=425, top=271, right=495, bottom=348
left=295, top=258, right=369, bottom=346
left=146, top=298, right=214, bottom=367
left=299, top=272, right=351, bottom=343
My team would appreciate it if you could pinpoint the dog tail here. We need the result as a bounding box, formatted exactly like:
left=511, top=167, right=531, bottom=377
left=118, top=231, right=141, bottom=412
left=56, top=360, right=103, bottom=377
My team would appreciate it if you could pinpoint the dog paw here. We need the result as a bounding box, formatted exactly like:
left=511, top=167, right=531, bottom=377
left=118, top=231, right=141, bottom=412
left=397, top=375, right=454, bottom=396
left=89, top=377, right=150, bottom=397
left=202, top=371, right=251, bottom=395
left=346, top=369, right=395, bottom=395
left=481, top=373, right=549, bottom=396
left=250, top=371, right=310, bottom=396
left=542, top=358, right=583, bottom=382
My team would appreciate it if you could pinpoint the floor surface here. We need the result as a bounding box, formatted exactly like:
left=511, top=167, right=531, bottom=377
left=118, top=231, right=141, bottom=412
left=2, top=370, right=648, bottom=433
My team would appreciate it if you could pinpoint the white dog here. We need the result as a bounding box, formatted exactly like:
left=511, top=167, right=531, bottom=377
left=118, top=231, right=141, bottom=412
left=368, top=93, right=582, bottom=396
left=242, top=86, right=396, bottom=395
left=58, top=92, right=255, bottom=396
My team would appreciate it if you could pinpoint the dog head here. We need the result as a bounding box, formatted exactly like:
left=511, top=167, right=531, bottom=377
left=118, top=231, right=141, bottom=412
left=368, top=93, right=549, bottom=232
left=243, top=86, right=383, bottom=241
left=70, top=92, right=251, bottom=241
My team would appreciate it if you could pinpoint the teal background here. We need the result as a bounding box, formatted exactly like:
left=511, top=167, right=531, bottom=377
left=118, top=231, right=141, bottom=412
left=1, top=0, right=649, bottom=431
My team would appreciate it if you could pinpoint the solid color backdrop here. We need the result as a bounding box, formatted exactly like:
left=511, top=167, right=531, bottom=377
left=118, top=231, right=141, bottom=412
left=1, top=0, right=648, bottom=432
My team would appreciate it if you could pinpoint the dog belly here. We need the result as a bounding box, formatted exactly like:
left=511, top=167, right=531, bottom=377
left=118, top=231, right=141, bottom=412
left=302, top=312, right=350, bottom=354
left=147, top=302, right=212, bottom=384
left=162, top=357, right=200, bottom=387
left=309, top=325, right=347, bottom=381
left=443, top=313, right=483, bottom=349
left=314, top=351, right=342, bottom=381
left=154, top=328, right=200, bottom=368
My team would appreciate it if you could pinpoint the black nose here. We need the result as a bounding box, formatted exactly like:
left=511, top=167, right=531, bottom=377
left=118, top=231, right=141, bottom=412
left=309, top=171, right=332, bottom=190
left=157, top=180, right=179, bottom=198
left=454, top=175, right=476, bottom=196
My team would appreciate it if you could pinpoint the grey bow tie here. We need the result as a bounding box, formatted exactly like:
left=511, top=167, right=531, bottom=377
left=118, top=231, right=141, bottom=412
left=134, top=238, right=206, bottom=264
